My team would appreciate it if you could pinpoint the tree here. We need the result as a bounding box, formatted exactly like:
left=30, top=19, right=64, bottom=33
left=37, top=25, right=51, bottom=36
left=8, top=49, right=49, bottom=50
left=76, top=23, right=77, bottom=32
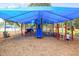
left=29, top=3, right=51, bottom=6
left=74, top=18, right=79, bottom=28
left=5, top=20, right=20, bottom=27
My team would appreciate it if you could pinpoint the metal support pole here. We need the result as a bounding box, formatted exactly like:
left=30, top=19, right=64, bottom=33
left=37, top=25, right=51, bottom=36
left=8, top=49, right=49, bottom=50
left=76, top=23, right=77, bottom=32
left=21, top=24, right=23, bottom=36
left=56, top=24, right=60, bottom=40
left=46, top=24, right=47, bottom=32
left=64, top=22, right=67, bottom=41
left=71, top=21, right=74, bottom=41
left=4, top=20, right=6, bottom=32
left=24, top=24, right=26, bottom=35
left=25, top=24, right=26, bottom=30
left=71, top=25, right=74, bottom=41
left=52, top=24, right=54, bottom=33
left=61, top=23, right=64, bottom=39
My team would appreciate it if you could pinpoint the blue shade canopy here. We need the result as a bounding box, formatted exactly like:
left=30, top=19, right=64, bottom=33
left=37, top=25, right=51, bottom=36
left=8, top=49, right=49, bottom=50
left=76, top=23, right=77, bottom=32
left=0, top=6, right=79, bottom=24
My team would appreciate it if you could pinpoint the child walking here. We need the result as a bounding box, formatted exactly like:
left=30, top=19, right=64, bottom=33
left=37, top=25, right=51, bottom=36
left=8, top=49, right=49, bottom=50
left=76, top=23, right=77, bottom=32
left=66, top=32, right=71, bottom=41
left=66, top=28, right=71, bottom=41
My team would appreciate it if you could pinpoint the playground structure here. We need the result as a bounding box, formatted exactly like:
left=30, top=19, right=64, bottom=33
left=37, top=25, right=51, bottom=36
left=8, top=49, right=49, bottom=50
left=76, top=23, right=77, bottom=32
left=1, top=3, right=79, bottom=56
left=0, top=6, right=79, bottom=41
left=1, top=20, right=74, bottom=41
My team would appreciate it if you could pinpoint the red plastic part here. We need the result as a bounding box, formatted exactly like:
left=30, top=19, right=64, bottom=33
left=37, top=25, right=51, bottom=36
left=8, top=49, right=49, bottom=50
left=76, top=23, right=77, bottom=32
left=71, top=26, right=74, bottom=41
left=64, top=23, right=67, bottom=41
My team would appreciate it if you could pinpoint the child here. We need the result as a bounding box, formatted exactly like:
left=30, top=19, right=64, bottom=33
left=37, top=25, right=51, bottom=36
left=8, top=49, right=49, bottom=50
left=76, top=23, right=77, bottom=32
left=66, top=32, right=71, bottom=41
left=3, top=31, right=10, bottom=38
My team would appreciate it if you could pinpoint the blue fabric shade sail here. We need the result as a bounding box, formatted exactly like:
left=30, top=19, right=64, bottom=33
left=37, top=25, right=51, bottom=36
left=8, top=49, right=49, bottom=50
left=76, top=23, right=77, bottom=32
left=0, top=6, right=79, bottom=24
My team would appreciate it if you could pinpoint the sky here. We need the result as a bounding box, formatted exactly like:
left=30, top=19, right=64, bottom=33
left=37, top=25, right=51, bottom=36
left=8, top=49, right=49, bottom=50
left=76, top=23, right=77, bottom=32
left=0, top=18, right=4, bottom=22
left=0, top=0, right=79, bottom=3
left=52, top=3, right=79, bottom=8
left=0, top=3, right=79, bottom=9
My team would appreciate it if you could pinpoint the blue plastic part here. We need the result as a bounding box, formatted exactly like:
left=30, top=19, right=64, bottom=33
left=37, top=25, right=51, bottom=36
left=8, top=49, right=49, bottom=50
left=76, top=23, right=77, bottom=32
left=1, top=6, right=79, bottom=24
left=36, top=12, right=43, bottom=38
left=36, top=26, right=43, bottom=38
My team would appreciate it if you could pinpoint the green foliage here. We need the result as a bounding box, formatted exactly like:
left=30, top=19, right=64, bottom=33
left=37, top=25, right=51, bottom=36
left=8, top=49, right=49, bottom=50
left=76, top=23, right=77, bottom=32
left=6, top=20, right=21, bottom=27
left=29, top=3, right=51, bottom=6
left=74, top=18, right=79, bottom=28
left=5, top=20, right=13, bottom=25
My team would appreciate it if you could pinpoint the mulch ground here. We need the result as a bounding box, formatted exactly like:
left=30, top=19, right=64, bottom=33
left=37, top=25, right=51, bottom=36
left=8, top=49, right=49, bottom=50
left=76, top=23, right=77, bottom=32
left=0, top=32, right=79, bottom=56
